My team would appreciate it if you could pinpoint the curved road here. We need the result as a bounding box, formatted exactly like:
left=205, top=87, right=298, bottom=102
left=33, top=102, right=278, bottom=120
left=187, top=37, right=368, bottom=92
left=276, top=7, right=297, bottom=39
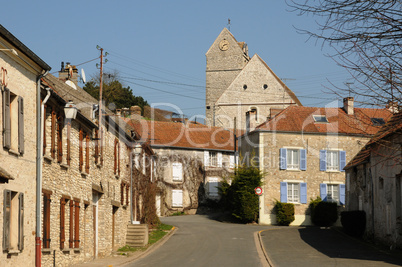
left=126, top=215, right=270, bottom=267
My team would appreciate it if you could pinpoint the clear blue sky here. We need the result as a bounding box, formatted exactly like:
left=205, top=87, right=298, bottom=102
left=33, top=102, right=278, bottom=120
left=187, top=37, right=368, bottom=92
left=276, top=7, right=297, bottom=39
left=3, top=0, right=352, bottom=121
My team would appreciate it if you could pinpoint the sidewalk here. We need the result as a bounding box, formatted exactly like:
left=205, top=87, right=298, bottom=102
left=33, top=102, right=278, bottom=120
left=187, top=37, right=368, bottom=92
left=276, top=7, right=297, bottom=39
left=258, top=226, right=402, bottom=267
left=75, top=227, right=176, bottom=267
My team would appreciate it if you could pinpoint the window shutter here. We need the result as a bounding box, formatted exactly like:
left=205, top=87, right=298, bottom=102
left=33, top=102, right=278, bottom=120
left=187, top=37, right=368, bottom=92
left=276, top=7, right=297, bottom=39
left=18, top=193, right=24, bottom=251
left=74, top=201, right=80, bottom=248
left=69, top=200, right=73, bottom=248
left=57, top=113, right=63, bottom=163
left=229, top=155, right=235, bottom=168
left=60, top=198, right=65, bottom=249
left=280, top=182, right=287, bottom=202
left=320, top=183, right=327, bottom=201
left=79, top=129, right=83, bottom=172
left=339, top=151, right=346, bottom=172
left=18, top=97, right=24, bottom=154
left=339, top=184, right=346, bottom=205
left=43, top=193, right=51, bottom=249
left=300, top=183, right=307, bottom=204
left=172, top=163, right=182, bottom=181
left=43, top=105, right=47, bottom=155
left=3, top=88, right=11, bottom=149
left=204, top=151, right=209, bottom=167
left=114, top=139, right=117, bottom=174
left=320, top=150, right=327, bottom=171
left=209, top=177, right=219, bottom=196
left=217, top=152, right=222, bottom=167
left=120, top=183, right=124, bottom=205
left=94, top=129, right=99, bottom=164
left=172, top=190, right=183, bottom=207
left=279, top=148, right=287, bottom=170
left=51, top=109, right=56, bottom=158
left=300, top=149, right=307, bottom=171
left=3, top=190, right=11, bottom=251
left=67, top=123, right=71, bottom=165
left=126, top=185, right=129, bottom=206
left=85, top=133, right=90, bottom=173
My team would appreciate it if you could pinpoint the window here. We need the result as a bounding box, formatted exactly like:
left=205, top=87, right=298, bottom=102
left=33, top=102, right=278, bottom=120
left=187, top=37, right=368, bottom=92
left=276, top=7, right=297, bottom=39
left=60, top=197, right=80, bottom=249
left=57, top=112, right=64, bottom=163
left=42, top=190, right=52, bottom=249
left=79, top=129, right=83, bottom=172
left=204, top=151, right=222, bottom=167
left=210, top=152, right=217, bottom=167
left=3, top=189, right=24, bottom=252
left=280, top=148, right=306, bottom=171
left=172, top=162, right=183, bottom=181
left=120, top=182, right=130, bottom=206
left=172, top=190, right=183, bottom=207
left=280, top=182, right=307, bottom=204
left=208, top=177, right=219, bottom=197
left=114, top=138, right=120, bottom=176
left=2, top=88, right=24, bottom=154
left=313, top=115, right=328, bottom=123
left=320, top=150, right=346, bottom=172
left=320, top=183, right=345, bottom=205
left=371, top=118, right=385, bottom=126
left=85, top=133, right=90, bottom=173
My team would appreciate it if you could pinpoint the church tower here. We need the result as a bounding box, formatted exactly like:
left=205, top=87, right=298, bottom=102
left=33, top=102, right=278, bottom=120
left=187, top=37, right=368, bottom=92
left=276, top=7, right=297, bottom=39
left=205, top=28, right=250, bottom=126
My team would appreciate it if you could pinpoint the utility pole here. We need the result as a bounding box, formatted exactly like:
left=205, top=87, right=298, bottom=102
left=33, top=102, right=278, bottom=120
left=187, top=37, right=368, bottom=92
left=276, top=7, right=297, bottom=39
left=96, top=46, right=107, bottom=164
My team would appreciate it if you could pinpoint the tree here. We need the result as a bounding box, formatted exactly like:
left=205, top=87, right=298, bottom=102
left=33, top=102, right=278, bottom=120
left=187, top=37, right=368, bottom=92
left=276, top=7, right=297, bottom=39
left=83, top=71, right=149, bottom=112
left=288, top=0, right=402, bottom=107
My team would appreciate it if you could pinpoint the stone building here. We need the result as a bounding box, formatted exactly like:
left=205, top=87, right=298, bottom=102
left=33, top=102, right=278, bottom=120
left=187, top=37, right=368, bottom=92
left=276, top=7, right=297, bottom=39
left=127, top=119, right=237, bottom=216
left=0, top=25, right=51, bottom=267
left=39, top=73, right=144, bottom=266
left=205, top=28, right=301, bottom=130
left=345, top=111, right=402, bottom=249
left=239, top=98, right=392, bottom=225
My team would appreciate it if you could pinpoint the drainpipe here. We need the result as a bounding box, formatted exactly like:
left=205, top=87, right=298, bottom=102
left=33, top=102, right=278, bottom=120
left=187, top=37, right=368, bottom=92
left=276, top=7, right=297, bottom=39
left=36, top=71, right=49, bottom=267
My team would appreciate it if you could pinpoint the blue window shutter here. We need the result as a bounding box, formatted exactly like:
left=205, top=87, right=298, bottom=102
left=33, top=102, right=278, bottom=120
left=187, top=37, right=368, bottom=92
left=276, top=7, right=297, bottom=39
left=339, top=184, right=346, bottom=205
left=320, top=150, right=327, bottom=171
left=300, top=149, right=307, bottom=170
left=280, top=182, right=287, bottom=202
left=339, top=151, right=346, bottom=172
left=320, top=183, right=327, bottom=201
left=300, top=183, right=307, bottom=204
left=280, top=148, right=287, bottom=170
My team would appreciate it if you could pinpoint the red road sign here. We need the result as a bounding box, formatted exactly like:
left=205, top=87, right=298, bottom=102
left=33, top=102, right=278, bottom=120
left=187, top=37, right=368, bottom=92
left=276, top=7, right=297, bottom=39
left=255, top=187, right=263, bottom=195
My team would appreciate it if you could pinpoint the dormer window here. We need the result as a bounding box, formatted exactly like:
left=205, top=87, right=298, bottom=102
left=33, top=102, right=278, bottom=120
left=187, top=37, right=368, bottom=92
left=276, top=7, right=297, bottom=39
left=313, top=115, right=328, bottom=123
left=371, top=118, right=385, bottom=126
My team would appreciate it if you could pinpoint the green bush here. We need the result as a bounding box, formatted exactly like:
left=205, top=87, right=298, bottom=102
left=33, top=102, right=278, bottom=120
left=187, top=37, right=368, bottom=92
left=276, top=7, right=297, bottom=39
left=219, top=166, right=263, bottom=223
left=275, top=201, right=295, bottom=226
left=341, top=210, right=366, bottom=237
left=310, top=198, right=338, bottom=227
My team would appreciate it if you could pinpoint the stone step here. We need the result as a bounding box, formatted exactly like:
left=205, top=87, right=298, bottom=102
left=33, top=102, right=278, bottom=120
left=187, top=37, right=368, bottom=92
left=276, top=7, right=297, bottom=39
left=126, top=223, right=148, bottom=247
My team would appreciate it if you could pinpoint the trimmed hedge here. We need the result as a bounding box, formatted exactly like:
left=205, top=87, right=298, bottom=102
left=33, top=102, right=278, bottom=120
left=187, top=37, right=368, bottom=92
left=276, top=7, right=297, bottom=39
left=341, top=210, right=366, bottom=237
left=275, top=201, right=295, bottom=226
left=310, top=198, right=338, bottom=227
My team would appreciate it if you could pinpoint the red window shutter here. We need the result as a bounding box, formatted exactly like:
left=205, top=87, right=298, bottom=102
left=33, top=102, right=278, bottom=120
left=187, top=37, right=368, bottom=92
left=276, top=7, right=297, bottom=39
left=79, top=129, right=83, bottom=172
left=51, top=109, right=56, bottom=159
left=3, top=190, right=11, bottom=251
left=43, top=105, right=47, bottom=155
left=18, top=97, right=24, bottom=154
left=60, top=198, right=66, bottom=250
left=118, top=142, right=121, bottom=176
left=114, top=139, right=118, bottom=174
left=74, top=201, right=80, bottom=248
left=100, top=128, right=103, bottom=166
left=126, top=184, right=129, bottom=206
left=85, top=133, right=90, bottom=173
left=121, top=183, right=124, bottom=205
left=69, top=200, right=73, bottom=248
left=43, top=193, right=51, bottom=249
left=67, top=123, right=71, bottom=165
left=94, top=129, right=99, bottom=164
left=3, top=88, right=11, bottom=149
left=57, top=113, right=63, bottom=163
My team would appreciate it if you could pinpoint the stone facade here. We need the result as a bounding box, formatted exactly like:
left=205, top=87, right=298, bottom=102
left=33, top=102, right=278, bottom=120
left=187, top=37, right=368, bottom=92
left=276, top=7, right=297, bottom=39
left=205, top=28, right=301, bottom=130
left=0, top=26, right=50, bottom=267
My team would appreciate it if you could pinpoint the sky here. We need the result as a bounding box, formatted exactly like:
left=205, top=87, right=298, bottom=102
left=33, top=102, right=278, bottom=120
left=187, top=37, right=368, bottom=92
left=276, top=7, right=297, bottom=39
left=3, top=1, right=352, bottom=121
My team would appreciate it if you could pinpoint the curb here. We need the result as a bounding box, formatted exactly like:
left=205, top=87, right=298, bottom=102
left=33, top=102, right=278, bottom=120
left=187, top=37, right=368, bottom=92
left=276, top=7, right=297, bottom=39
left=255, top=229, right=274, bottom=267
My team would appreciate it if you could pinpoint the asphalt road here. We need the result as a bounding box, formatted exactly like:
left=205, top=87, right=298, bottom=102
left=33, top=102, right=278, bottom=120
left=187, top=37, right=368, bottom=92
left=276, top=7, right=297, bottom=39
left=126, top=214, right=270, bottom=267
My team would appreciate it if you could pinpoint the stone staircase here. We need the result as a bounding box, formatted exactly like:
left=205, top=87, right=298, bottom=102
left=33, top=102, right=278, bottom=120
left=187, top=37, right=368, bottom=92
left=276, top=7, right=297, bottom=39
left=126, top=224, right=149, bottom=247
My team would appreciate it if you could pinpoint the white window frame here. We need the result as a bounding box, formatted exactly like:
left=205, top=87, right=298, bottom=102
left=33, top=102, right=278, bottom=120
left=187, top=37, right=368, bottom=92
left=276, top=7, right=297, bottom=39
left=209, top=151, right=217, bottom=167
left=327, top=150, right=339, bottom=171
left=172, top=189, right=183, bottom=207
left=287, top=183, right=300, bottom=203
left=286, top=149, right=300, bottom=170
left=327, top=184, right=339, bottom=202
left=172, top=162, right=183, bottom=181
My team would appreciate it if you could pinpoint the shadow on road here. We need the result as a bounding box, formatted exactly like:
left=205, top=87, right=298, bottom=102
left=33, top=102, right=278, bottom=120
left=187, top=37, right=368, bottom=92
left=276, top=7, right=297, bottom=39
left=298, top=227, right=402, bottom=266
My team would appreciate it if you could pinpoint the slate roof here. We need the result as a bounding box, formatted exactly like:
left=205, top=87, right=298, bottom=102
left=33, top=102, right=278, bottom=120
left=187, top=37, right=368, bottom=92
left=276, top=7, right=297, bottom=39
left=344, top=111, right=402, bottom=169
left=126, top=119, right=241, bottom=152
left=255, top=106, right=392, bottom=136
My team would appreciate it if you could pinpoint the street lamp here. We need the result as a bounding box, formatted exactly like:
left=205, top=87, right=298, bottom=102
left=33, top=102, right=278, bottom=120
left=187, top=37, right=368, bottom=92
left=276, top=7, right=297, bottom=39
left=130, top=143, right=142, bottom=224
left=64, top=100, right=78, bottom=120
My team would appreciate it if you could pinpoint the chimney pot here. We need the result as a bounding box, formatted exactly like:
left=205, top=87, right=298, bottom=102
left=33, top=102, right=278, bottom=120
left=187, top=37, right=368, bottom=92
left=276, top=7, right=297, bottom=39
left=343, top=97, right=354, bottom=115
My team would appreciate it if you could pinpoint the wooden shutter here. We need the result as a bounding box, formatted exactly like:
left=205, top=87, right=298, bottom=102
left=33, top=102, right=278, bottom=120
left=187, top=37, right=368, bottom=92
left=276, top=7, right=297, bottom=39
left=204, top=151, right=209, bottom=167
left=114, top=139, right=118, bottom=174
left=67, top=122, right=71, bottom=165
left=43, top=105, right=47, bottom=155
left=94, top=129, right=99, bottom=164
left=18, top=193, right=24, bottom=251
left=279, top=148, right=287, bottom=170
left=280, top=182, right=287, bottom=203
left=69, top=200, right=73, bottom=248
left=300, top=183, right=307, bottom=204
left=60, top=198, right=66, bottom=249
left=100, top=128, right=103, bottom=166
left=43, top=193, right=51, bottom=249
left=121, top=183, right=124, bottom=205
left=320, top=150, right=327, bottom=171
left=51, top=108, right=56, bottom=159
left=57, top=113, right=63, bottom=163
left=172, top=163, right=182, bottom=181
left=74, top=201, right=80, bottom=248
left=3, top=190, right=11, bottom=251
left=79, top=129, right=83, bottom=172
left=18, top=97, right=24, bottom=154
left=217, top=152, right=222, bottom=167
left=339, top=184, right=346, bottom=205
left=3, top=88, right=11, bottom=149
left=118, top=141, right=120, bottom=176
left=300, top=149, right=307, bottom=171
left=126, top=184, right=129, bottom=206
left=229, top=155, right=235, bottom=168
left=172, top=190, right=183, bottom=207
left=85, top=133, right=90, bottom=173
left=339, top=151, right=346, bottom=172
left=320, top=183, right=327, bottom=201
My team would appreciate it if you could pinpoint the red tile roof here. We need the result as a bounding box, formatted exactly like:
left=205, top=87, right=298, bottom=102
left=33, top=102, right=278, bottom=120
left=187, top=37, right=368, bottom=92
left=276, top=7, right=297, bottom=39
left=255, top=106, right=392, bottom=136
left=126, top=119, right=241, bottom=151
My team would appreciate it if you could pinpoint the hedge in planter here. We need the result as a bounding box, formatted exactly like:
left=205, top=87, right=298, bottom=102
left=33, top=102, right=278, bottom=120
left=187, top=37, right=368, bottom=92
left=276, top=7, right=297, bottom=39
left=341, top=210, right=366, bottom=237
left=310, top=198, right=338, bottom=227
left=275, top=201, right=295, bottom=226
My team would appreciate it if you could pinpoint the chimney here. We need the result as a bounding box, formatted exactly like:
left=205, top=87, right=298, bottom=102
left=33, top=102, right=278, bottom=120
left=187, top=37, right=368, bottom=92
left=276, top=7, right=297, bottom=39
left=386, top=101, right=399, bottom=113
left=116, top=109, right=122, bottom=117
left=129, top=105, right=142, bottom=119
left=59, top=62, right=78, bottom=86
left=343, top=97, right=354, bottom=115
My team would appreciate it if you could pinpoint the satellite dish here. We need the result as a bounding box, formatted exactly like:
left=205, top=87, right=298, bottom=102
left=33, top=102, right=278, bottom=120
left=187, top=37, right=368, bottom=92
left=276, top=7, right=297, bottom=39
left=65, top=80, right=77, bottom=90
left=81, top=69, right=87, bottom=83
